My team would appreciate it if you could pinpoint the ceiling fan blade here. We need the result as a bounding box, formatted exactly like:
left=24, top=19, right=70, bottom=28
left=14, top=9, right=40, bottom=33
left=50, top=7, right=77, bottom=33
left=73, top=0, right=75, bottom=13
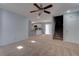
left=44, top=10, right=50, bottom=14
left=30, top=10, right=40, bottom=13
left=34, top=3, right=41, bottom=9
left=40, top=4, right=43, bottom=8
left=44, top=4, right=53, bottom=9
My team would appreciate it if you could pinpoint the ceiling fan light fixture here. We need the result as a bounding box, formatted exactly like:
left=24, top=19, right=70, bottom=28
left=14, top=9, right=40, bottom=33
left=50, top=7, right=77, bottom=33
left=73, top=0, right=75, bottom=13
left=30, top=3, right=53, bottom=16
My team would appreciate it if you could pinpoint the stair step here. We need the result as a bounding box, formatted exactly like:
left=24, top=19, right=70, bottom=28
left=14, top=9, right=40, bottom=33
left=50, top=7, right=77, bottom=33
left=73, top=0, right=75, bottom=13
left=53, top=32, right=63, bottom=40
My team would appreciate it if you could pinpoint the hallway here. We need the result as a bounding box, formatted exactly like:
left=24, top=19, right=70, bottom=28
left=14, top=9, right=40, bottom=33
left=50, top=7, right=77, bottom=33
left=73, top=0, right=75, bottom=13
left=0, top=35, right=79, bottom=56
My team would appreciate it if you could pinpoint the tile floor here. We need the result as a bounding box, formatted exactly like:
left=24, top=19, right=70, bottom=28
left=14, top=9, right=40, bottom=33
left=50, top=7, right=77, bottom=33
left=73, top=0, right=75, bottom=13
left=0, top=35, right=79, bottom=56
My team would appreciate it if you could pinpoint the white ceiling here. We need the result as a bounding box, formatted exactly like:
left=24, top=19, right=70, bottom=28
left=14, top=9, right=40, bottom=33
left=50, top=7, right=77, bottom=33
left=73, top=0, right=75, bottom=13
left=0, top=3, right=79, bottom=22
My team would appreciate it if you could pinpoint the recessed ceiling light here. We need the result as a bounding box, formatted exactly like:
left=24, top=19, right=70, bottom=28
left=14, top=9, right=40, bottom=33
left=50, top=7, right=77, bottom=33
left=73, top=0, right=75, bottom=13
left=66, top=10, right=71, bottom=13
left=17, top=45, right=23, bottom=50
left=31, top=40, right=36, bottom=43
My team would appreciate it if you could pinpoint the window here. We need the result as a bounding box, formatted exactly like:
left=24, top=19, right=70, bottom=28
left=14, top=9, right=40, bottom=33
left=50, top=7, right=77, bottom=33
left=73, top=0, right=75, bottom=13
left=45, top=24, right=52, bottom=34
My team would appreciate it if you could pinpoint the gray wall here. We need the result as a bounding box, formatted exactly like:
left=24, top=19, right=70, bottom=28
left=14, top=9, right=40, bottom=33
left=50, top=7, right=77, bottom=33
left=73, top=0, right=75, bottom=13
left=0, top=10, right=2, bottom=44
left=64, top=11, right=79, bottom=44
left=52, top=18, right=55, bottom=38
left=0, top=9, right=29, bottom=46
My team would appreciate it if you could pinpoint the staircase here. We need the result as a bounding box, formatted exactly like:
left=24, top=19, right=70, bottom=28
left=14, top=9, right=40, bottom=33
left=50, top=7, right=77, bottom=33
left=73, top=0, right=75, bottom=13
left=53, top=31, right=63, bottom=40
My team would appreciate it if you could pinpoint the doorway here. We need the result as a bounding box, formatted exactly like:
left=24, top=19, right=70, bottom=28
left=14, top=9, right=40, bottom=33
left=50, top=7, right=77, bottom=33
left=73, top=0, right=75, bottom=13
left=53, top=15, right=63, bottom=40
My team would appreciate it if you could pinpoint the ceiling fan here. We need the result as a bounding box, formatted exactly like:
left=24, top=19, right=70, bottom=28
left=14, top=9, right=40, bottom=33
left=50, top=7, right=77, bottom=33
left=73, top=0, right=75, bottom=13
left=30, top=3, right=53, bottom=16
